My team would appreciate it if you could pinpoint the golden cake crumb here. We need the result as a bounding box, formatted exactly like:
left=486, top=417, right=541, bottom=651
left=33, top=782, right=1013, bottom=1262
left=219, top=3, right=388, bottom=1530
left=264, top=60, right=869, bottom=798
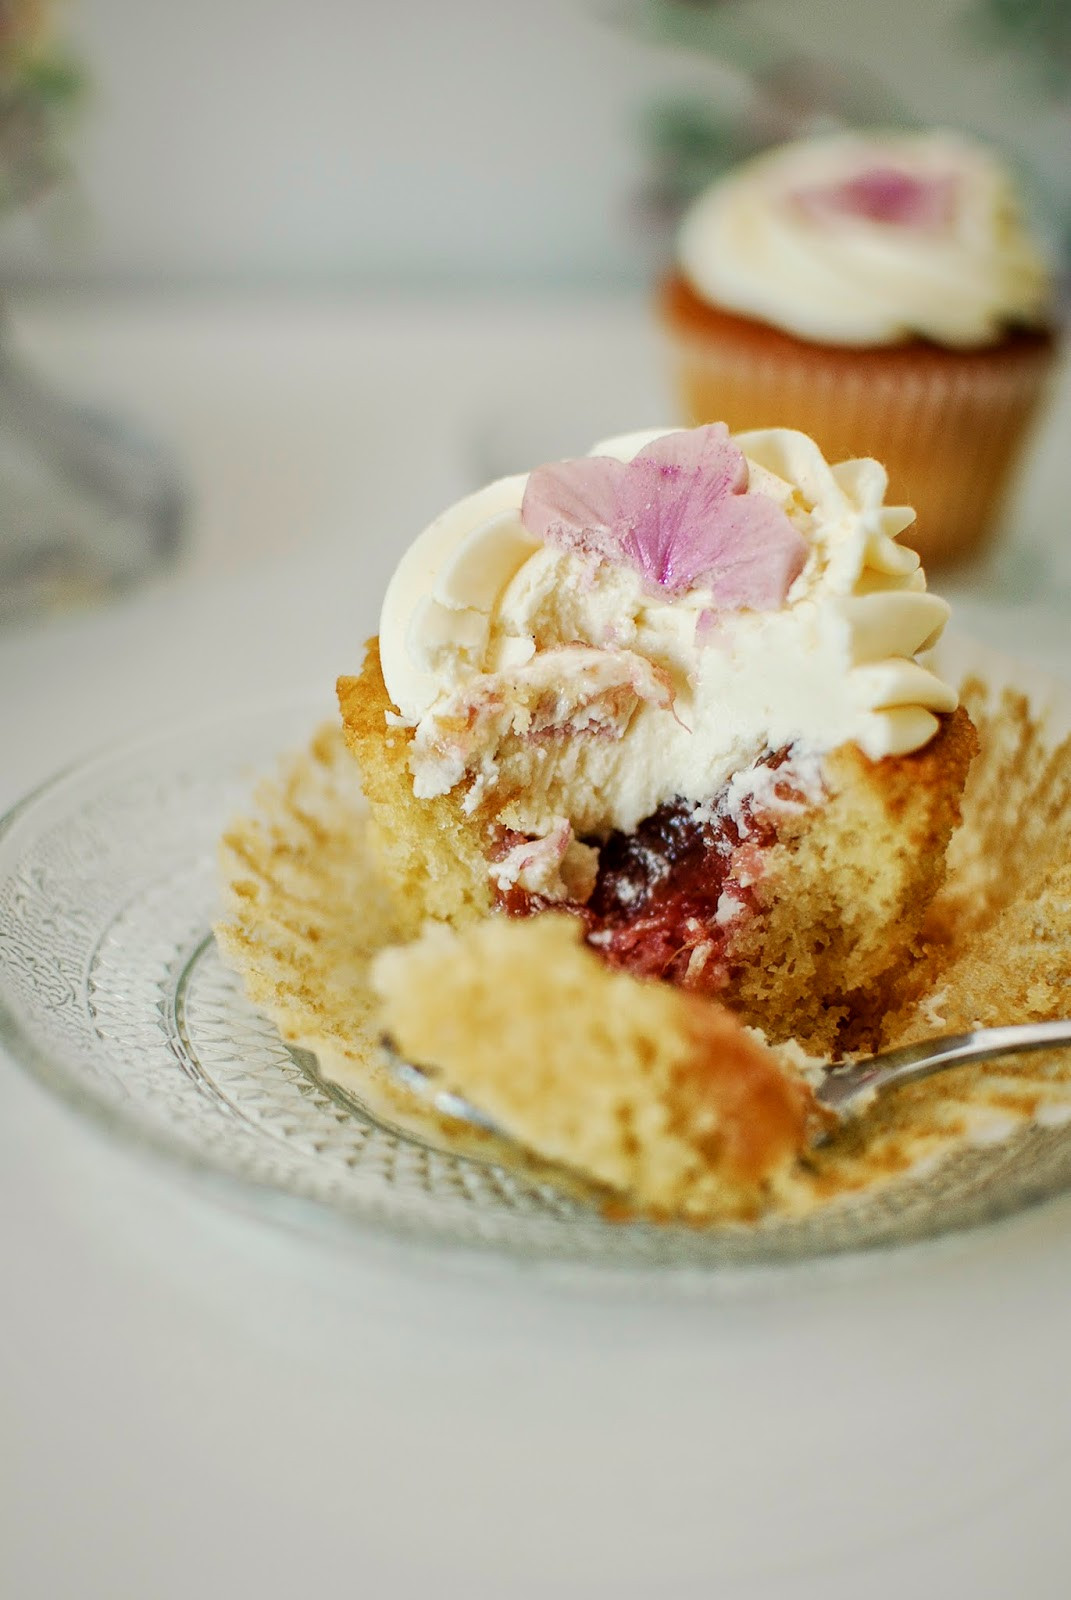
left=373, top=915, right=824, bottom=1220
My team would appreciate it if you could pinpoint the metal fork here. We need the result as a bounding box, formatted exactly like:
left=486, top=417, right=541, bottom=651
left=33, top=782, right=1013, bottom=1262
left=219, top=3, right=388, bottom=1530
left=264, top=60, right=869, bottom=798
left=814, top=1019, right=1071, bottom=1117
left=389, top=1019, right=1071, bottom=1135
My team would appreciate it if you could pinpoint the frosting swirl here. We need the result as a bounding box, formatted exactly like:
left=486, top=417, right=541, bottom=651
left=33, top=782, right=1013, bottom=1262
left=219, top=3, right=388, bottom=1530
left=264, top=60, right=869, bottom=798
left=677, top=130, right=1052, bottom=348
left=378, top=426, right=956, bottom=851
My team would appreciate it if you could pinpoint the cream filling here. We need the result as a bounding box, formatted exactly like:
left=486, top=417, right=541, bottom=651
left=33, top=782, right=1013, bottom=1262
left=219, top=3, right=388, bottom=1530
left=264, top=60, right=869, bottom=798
left=378, top=426, right=956, bottom=880
left=676, top=130, right=1051, bottom=348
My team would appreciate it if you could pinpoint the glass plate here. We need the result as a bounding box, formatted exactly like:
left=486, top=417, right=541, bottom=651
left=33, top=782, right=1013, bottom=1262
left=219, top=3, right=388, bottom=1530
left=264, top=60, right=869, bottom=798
left=3, top=691, right=1071, bottom=1269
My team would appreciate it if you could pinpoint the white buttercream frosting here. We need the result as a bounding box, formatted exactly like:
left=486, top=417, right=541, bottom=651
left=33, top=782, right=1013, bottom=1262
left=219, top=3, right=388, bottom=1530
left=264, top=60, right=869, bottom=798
left=677, top=130, right=1052, bottom=349
left=377, top=426, right=956, bottom=869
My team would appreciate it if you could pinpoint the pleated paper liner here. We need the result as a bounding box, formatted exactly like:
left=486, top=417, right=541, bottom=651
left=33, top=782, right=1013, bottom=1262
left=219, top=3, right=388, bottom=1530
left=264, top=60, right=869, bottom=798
left=216, top=638, right=1071, bottom=1247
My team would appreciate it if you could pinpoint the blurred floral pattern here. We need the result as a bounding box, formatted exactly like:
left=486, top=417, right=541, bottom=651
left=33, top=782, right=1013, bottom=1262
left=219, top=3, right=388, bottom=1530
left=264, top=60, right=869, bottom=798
left=624, top=0, right=911, bottom=225
left=969, top=0, right=1071, bottom=99
left=624, top=0, right=1071, bottom=261
left=0, top=0, right=81, bottom=213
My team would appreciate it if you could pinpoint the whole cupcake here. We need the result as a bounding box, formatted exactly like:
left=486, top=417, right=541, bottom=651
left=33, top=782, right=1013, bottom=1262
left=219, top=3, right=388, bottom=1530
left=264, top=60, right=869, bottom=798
left=660, top=130, right=1059, bottom=566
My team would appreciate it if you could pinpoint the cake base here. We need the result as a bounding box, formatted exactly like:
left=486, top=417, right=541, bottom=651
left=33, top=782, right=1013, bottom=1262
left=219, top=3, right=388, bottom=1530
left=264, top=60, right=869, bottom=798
left=339, top=639, right=977, bottom=1053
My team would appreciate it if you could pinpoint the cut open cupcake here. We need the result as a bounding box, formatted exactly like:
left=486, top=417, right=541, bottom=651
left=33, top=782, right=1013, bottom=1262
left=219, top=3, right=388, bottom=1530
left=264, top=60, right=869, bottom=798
left=340, top=423, right=975, bottom=1054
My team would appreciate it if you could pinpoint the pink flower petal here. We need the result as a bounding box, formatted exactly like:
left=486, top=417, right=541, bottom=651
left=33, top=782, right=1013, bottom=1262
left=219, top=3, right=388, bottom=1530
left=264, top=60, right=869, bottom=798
left=794, top=167, right=958, bottom=229
left=635, top=421, right=748, bottom=491
left=520, top=455, right=623, bottom=563
left=695, top=608, right=721, bottom=645
left=701, top=493, right=808, bottom=610
left=520, top=425, right=807, bottom=613
left=615, top=424, right=749, bottom=591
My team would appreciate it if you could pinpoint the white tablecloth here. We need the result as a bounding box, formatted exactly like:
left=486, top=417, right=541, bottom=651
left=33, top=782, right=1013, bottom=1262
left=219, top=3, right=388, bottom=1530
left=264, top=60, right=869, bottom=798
left=3, top=295, right=1071, bottom=1600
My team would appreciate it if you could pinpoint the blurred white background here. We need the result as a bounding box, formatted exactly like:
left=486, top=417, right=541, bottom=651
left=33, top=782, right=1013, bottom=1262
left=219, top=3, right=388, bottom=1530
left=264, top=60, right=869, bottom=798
left=0, top=0, right=1066, bottom=290
left=3, top=10, right=1071, bottom=1600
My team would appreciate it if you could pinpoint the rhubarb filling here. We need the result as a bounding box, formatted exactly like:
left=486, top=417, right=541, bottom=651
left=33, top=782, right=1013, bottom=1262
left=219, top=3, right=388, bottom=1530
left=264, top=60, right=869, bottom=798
left=492, top=748, right=821, bottom=995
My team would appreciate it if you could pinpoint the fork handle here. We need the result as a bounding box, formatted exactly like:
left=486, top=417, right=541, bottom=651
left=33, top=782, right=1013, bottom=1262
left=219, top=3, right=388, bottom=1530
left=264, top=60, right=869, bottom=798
left=816, top=1019, right=1071, bottom=1116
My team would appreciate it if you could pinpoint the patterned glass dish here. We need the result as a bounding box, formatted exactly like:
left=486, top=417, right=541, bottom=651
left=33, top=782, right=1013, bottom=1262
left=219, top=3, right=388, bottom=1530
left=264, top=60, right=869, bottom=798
left=2, top=687, right=1071, bottom=1269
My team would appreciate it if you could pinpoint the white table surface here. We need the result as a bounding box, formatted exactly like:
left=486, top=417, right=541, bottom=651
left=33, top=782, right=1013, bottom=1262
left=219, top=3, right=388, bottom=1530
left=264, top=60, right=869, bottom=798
left=3, top=294, right=1071, bottom=1600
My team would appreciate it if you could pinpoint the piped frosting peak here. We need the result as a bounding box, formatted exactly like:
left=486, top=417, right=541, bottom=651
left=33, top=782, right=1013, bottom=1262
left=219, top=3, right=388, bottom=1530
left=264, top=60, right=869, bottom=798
left=378, top=425, right=957, bottom=843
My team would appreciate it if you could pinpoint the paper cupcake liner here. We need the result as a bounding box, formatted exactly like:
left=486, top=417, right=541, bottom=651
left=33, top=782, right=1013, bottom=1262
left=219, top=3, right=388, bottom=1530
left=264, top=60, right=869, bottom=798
left=663, top=315, right=1057, bottom=566
left=215, top=644, right=1071, bottom=1249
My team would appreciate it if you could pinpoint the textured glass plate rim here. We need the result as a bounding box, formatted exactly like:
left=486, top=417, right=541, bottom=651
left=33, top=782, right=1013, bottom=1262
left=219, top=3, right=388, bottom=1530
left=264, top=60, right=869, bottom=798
left=0, top=696, right=687, bottom=1270
left=1, top=654, right=1070, bottom=1273
left=0, top=696, right=379, bottom=1239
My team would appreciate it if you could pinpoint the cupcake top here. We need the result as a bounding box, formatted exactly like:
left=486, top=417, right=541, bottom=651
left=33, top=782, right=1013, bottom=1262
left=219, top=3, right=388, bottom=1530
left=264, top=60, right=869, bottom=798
left=378, top=424, right=955, bottom=850
left=677, top=130, right=1052, bottom=349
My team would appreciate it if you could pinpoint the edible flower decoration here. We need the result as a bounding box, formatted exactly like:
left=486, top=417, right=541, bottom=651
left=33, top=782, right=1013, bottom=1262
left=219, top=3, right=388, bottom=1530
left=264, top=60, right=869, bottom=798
left=521, top=424, right=807, bottom=611
left=793, top=166, right=958, bottom=229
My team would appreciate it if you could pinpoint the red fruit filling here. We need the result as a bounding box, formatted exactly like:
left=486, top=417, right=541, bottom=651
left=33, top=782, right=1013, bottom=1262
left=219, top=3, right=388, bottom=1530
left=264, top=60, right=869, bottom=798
left=494, top=748, right=803, bottom=995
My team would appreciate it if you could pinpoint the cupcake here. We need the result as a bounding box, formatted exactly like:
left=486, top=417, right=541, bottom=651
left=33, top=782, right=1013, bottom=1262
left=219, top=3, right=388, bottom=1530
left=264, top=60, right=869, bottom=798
left=373, top=913, right=826, bottom=1219
left=339, top=421, right=976, bottom=1053
left=660, top=131, right=1059, bottom=566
